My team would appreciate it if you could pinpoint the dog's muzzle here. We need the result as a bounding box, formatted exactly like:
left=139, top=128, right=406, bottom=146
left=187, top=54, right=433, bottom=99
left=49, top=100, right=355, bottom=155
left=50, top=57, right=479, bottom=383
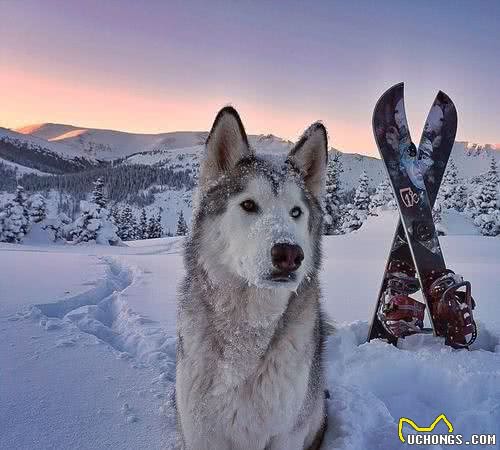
left=268, top=243, right=303, bottom=282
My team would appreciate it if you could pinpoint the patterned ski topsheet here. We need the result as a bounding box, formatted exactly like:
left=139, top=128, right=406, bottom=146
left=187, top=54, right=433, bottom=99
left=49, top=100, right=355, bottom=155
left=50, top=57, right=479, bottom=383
left=368, top=83, right=457, bottom=342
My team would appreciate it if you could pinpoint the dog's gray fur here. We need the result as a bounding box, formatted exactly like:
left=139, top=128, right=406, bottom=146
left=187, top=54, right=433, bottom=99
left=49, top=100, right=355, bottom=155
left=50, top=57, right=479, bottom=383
left=176, top=106, right=329, bottom=450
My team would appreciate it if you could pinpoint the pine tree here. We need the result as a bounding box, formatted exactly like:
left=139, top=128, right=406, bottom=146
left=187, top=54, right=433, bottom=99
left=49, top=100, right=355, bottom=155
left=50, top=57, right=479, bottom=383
left=139, top=208, right=148, bottom=240
left=146, top=208, right=163, bottom=239
left=28, top=193, right=47, bottom=223
left=440, top=159, right=458, bottom=209
left=43, top=213, right=72, bottom=242
left=147, top=215, right=157, bottom=239
left=69, top=180, right=119, bottom=245
left=0, top=186, right=31, bottom=243
left=92, top=177, right=107, bottom=209
left=176, top=210, right=188, bottom=236
left=155, top=209, right=163, bottom=238
left=111, top=206, right=121, bottom=226
left=323, top=152, right=343, bottom=235
left=368, top=177, right=394, bottom=215
left=473, top=208, right=498, bottom=236
left=341, top=204, right=365, bottom=234
left=475, top=159, right=497, bottom=215
left=120, top=206, right=137, bottom=241
left=465, top=181, right=482, bottom=219
left=353, top=170, right=370, bottom=211
left=451, top=184, right=467, bottom=212
left=486, top=157, right=499, bottom=185
left=471, top=158, right=498, bottom=236
left=342, top=171, right=370, bottom=233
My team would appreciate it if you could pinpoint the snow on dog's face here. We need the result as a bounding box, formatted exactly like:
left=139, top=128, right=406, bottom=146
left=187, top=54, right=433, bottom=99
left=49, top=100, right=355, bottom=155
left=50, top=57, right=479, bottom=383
left=189, top=107, right=327, bottom=290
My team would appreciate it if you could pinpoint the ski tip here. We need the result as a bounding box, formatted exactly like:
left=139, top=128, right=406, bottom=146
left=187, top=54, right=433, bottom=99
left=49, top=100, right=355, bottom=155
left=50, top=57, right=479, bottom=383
left=436, top=90, right=458, bottom=134
left=436, top=90, right=457, bottom=113
left=372, top=82, right=405, bottom=128
left=437, top=90, right=453, bottom=104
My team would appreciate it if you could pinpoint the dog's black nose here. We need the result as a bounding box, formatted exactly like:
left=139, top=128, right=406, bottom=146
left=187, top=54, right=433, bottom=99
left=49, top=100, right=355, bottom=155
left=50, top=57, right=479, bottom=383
left=271, top=243, right=304, bottom=273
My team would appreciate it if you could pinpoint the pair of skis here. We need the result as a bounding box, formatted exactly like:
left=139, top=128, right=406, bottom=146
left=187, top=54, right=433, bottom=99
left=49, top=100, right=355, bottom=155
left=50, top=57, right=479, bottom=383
left=367, top=83, right=477, bottom=349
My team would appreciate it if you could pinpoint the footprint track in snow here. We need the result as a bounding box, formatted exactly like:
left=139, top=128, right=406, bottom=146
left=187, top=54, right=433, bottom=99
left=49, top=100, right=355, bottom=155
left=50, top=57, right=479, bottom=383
left=19, top=257, right=176, bottom=378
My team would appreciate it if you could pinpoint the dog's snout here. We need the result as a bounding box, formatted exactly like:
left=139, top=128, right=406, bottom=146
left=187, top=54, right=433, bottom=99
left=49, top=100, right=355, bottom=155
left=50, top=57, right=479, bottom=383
left=271, top=243, right=304, bottom=273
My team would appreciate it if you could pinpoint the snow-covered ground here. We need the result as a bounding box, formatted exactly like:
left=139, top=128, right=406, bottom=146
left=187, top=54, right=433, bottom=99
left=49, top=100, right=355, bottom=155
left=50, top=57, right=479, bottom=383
left=1, top=212, right=499, bottom=449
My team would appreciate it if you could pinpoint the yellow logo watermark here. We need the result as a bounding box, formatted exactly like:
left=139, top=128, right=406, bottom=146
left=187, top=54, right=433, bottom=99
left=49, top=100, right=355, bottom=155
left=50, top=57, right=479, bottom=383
left=399, top=414, right=453, bottom=443
left=398, top=414, right=496, bottom=446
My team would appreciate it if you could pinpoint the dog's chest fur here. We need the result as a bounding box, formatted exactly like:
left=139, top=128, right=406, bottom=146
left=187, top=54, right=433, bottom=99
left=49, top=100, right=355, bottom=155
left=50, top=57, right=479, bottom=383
left=177, top=276, right=319, bottom=440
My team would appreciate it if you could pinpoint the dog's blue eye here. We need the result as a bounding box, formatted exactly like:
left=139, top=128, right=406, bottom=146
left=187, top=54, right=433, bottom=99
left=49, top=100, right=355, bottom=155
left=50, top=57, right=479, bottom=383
left=290, top=206, right=302, bottom=218
left=240, top=200, right=258, bottom=213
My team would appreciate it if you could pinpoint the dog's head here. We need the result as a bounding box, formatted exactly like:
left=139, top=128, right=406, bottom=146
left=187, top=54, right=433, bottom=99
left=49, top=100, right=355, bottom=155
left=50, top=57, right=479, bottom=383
left=189, top=106, right=327, bottom=291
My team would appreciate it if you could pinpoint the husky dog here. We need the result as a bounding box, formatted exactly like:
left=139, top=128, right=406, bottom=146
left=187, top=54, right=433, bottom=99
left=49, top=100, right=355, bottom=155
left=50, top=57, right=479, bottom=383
left=176, top=106, right=328, bottom=450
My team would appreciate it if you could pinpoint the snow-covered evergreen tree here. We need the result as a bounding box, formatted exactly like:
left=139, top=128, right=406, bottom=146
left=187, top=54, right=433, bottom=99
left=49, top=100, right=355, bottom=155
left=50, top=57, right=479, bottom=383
left=138, top=208, right=148, bottom=240
left=176, top=210, right=188, bottom=236
left=155, top=209, right=163, bottom=238
left=353, top=170, right=370, bottom=211
left=43, top=213, right=72, bottom=242
left=323, top=152, right=343, bottom=235
left=0, top=186, right=30, bottom=243
left=473, top=208, right=499, bottom=236
left=69, top=179, right=119, bottom=245
left=147, top=209, right=163, bottom=239
left=92, top=177, right=107, bottom=209
left=120, top=206, right=137, bottom=241
left=342, top=171, right=370, bottom=233
left=439, top=159, right=459, bottom=209
left=471, top=159, right=498, bottom=236
left=465, top=183, right=482, bottom=219
left=464, top=157, right=499, bottom=235
left=111, top=206, right=121, bottom=226
left=368, top=177, right=394, bottom=215
left=341, top=204, right=365, bottom=234
left=451, top=184, right=467, bottom=212
left=69, top=201, right=119, bottom=245
left=486, top=157, right=499, bottom=185
left=147, top=216, right=156, bottom=239
left=28, top=193, right=47, bottom=223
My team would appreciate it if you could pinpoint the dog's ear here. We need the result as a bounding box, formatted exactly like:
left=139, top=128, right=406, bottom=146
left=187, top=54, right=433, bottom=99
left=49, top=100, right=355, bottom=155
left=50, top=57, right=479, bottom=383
left=287, top=122, right=328, bottom=197
left=200, top=107, right=252, bottom=188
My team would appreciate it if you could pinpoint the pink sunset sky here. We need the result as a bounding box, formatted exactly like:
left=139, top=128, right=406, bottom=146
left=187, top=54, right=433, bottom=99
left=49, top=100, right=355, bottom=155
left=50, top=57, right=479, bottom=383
left=1, top=0, right=499, bottom=156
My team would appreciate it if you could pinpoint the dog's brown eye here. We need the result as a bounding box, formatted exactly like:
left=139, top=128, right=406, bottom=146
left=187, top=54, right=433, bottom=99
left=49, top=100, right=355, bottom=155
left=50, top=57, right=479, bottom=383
left=240, top=199, right=258, bottom=213
left=290, top=206, right=302, bottom=218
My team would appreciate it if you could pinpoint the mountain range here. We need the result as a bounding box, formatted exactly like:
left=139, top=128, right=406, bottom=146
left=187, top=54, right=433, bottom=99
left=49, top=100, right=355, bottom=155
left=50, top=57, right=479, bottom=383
left=1, top=122, right=499, bottom=191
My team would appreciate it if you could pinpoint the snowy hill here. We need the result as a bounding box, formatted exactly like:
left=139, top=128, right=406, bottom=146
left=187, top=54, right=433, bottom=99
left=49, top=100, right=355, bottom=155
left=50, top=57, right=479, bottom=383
left=16, top=123, right=209, bottom=161
left=1, top=127, right=92, bottom=160
left=15, top=123, right=202, bottom=161
left=15, top=123, right=295, bottom=161
left=0, top=127, right=99, bottom=174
